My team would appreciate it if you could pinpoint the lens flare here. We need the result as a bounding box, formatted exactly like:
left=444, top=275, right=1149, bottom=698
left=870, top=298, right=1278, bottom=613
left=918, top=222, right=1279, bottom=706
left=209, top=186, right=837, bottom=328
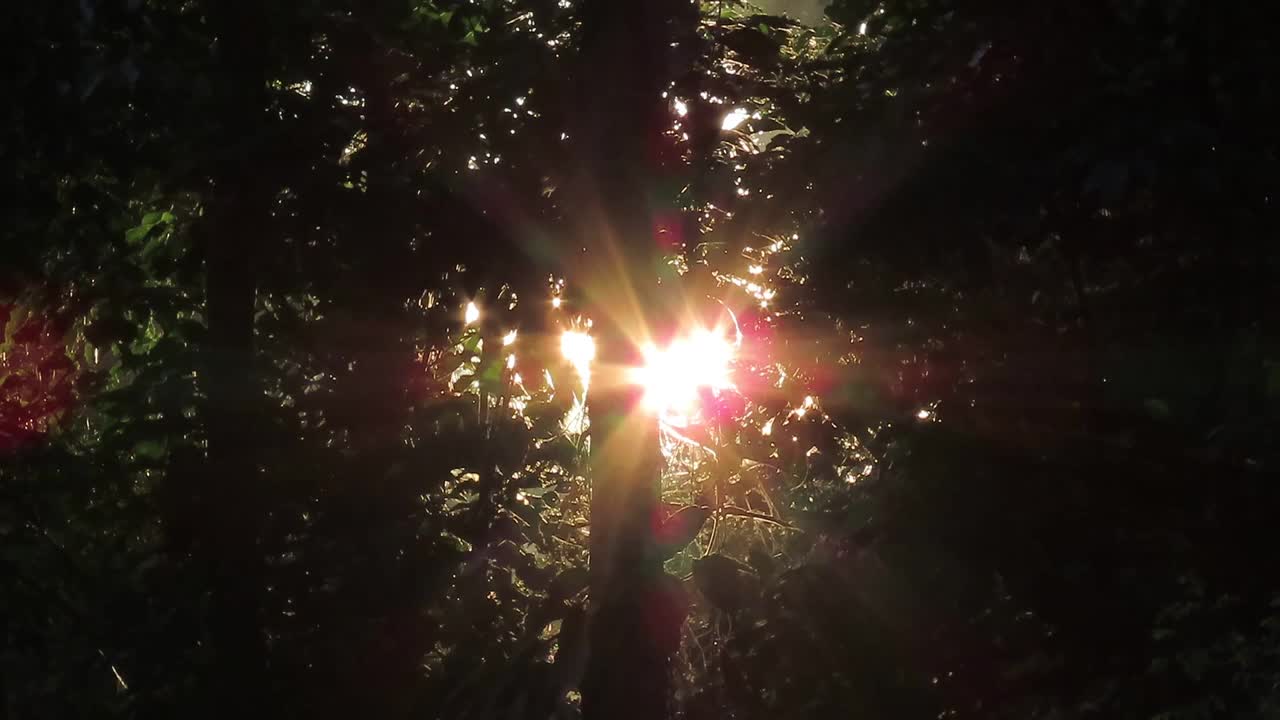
left=630, top=327, right=736, bottom=426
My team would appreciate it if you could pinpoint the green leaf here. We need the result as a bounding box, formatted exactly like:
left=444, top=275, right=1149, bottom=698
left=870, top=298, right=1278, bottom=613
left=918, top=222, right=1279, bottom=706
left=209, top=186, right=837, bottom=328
left=478, top=356, right=505, bottom=391
left=747, top=546, right=777, bottom=579
left=126, top=210, right=174, bottom=245
left=1144, top=397, right=1171, bottom=421
left=547, top=567, right=588, bottom=602
left=1266, top=362, right=1280, bottom=398
left=693, top=554, right=757, bottom=612
left=460, top=328, right=481, bottom=353
left=654, top=506, right=712, bottom=559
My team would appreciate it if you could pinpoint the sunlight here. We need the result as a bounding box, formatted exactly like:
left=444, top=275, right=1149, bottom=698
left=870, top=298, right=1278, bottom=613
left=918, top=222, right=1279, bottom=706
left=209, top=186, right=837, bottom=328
left=562, top=393, right=589, bottom=435
left=793, top=395, right=815, bottom=419
left=560, top=330, right=596, bottom=389
left=464, top=301, right=480, bottom=325
left=629, top=327, right=736, bottom=427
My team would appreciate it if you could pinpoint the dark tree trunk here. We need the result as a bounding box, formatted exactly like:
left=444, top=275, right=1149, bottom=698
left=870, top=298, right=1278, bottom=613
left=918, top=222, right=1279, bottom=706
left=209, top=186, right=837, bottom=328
left=202, top=188, right=268, bottom=713
left=198, top=1, right=273, bottom=713
left=573, top=2, right=696, bottom=719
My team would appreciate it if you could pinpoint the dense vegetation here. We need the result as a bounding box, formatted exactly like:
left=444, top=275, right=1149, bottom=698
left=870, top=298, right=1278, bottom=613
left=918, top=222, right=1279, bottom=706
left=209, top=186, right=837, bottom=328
left=4, top=1, right=1279, bottom=718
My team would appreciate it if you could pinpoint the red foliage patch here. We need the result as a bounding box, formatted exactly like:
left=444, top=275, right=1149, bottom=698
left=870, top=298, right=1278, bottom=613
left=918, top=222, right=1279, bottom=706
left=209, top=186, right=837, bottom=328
left=1, top=304, right=76, bottom=453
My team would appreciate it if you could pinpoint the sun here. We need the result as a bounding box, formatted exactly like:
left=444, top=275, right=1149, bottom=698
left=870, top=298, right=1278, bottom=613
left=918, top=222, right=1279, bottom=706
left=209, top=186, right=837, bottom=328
left=556, top=321, right=739, bottom=427
left=628, top=327, right=737, bottom=427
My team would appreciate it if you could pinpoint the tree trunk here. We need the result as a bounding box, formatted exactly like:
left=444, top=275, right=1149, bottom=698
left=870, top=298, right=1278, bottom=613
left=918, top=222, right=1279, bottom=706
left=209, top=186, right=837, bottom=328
left=574, top=2, right=694, bottom=719
left=202, top=187, right=268, bottom=713
left=199, top=0, right=272, bottom=712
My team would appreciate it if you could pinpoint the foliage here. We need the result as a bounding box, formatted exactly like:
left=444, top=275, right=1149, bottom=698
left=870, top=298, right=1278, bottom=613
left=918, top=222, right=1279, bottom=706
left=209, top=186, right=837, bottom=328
left=3, top=0, right=1280, bottom=719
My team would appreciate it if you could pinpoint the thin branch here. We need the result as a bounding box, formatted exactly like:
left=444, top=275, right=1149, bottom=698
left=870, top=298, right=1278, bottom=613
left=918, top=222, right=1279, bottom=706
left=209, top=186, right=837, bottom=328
left=704, top=510, right=720, bottom=557
left=718, top=505, right=798, bottom=531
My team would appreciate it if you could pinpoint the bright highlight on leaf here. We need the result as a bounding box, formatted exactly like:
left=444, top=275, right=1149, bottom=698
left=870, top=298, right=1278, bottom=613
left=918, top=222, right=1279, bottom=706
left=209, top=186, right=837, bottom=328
left=721, top=108, right=749, bottom=131
left=630, top=327, right=736, bottom=426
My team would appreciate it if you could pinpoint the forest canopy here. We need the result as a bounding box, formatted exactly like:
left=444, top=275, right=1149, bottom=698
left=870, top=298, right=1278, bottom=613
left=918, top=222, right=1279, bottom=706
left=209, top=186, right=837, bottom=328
left=3, top=1, right=1279, bottom=718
